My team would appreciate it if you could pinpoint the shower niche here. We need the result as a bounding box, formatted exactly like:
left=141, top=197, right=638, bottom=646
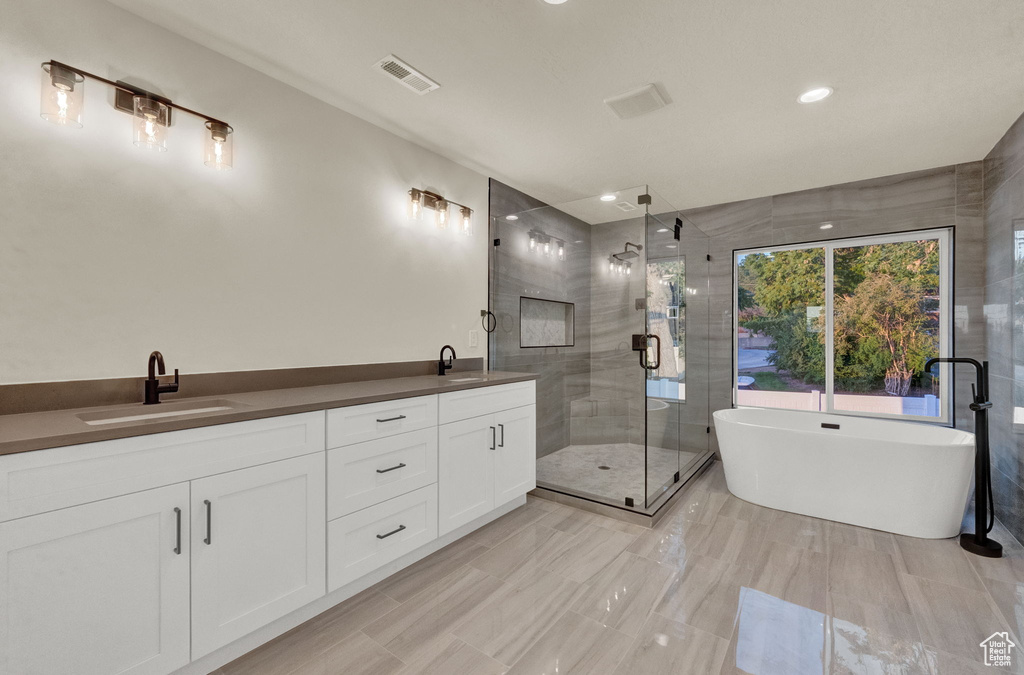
left=488, top=180, right=711, bottom=516
left=520, top=297, right=575, bottom=348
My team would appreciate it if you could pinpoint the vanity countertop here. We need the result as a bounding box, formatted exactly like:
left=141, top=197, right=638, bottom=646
left=0, top=370, right=537, bottom=456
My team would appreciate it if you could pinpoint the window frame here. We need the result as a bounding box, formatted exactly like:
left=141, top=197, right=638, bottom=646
left=732, top=228, right=953, bottom=425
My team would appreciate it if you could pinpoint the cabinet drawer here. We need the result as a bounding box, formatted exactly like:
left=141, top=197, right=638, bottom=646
left=327, top=428, right=437, bottom=519
left=438, top=381, right=536, bottom=424
left=0, top=412, right=326, bottom=523
left=326, top=395, right=437, bottom=449
left=328, top=484, right=438, bottom=592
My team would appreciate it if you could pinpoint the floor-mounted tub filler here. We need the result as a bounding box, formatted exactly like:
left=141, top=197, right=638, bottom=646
left=713, top=407, right=975, bottom=539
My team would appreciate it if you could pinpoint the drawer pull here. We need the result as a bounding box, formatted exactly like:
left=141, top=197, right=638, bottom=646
left=376, top=524, right=407, bottom=540
left=173, top=507, right=182, bottom=555
left=376, top=414, right=407, bottom=423
left=204, top=499, right=212, bottom=545
left=376, top=463, right=407, bottom=474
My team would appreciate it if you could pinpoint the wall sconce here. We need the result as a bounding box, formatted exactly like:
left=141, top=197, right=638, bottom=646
left=40, top=60, right=233, bottom=169
left=527, top=229, right=566, bottom=262
left=608, top=256, right=631, bottom=276
left=407, top=188, right=472, bottom=236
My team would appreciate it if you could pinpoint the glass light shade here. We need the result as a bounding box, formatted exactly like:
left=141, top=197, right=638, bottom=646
left=40, top=63, right=84, bottom=128
left=626, top=263, right=632, bottom=276
left=543, top=240, right=551, bottom=256
left=529, top=234, right=537, bottom=251
left=557, top=243, right=566, bottom=261
left=460, top=207, right=472, bottom=236
left=204, top=121, right=233, bottom=169
left=408, top=189, right=423, bottom=220
left=435, top=199, right=450, bottom=229
left=133, top=96, right=168, bottom=151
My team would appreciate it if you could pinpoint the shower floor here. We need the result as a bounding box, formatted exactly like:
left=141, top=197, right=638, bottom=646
left=537, top=443, right=701, bottom=508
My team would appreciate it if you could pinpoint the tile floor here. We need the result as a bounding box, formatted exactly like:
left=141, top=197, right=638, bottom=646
left=216, top=462, right=1024, bottom=674
left=536, top=442, right=701, bottom=506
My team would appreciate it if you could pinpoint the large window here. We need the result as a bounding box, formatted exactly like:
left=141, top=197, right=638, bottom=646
left=734, top=229, right=951, bottom=422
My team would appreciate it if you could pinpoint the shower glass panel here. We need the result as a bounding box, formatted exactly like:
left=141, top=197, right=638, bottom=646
left=488, top=179, right=711, bottom=514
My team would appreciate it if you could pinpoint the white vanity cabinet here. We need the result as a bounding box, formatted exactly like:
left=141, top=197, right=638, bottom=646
left=0, top=412, right=325, bottom=675
left=438, top=381, right=537, bottom=536
left=0, top=377, right=536, bottom=675
left=0, top=483, right=192, bottom=675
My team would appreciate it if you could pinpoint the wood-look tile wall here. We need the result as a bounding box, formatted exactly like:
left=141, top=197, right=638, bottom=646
left=679, top=162, right=987, bottom=453
left=984, top=110, right=1024, bottom=545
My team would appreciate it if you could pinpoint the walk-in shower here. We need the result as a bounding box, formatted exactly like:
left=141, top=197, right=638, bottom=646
left=488, top=180, right=712, bottom=514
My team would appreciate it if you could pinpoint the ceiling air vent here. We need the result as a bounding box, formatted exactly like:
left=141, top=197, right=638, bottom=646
left=604, top=84, right=668, bottom=120
left=374, top=55, right=440, bottom=95
left=615, top=201, right=638, bottom=212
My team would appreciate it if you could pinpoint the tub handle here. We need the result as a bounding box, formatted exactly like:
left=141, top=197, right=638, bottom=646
left=641, top=334, right=661, bottom=371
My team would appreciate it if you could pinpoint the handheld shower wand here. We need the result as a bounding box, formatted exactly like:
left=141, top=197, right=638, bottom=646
left=925, top=357, right=1002, bottom=558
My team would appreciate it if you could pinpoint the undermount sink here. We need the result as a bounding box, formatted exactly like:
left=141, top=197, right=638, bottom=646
left=77, top=399, right=244, bottom=426
left=445, top=377, right=484, bottom=383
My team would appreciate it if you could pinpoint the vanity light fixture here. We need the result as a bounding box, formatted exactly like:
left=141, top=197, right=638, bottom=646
left=407, top=188, right=473, bottom=235
left=798, top=86, right=833, bottom=104
left=527, top=228, right=565, bottom=262
left=39, top=60, right=234, bottom=168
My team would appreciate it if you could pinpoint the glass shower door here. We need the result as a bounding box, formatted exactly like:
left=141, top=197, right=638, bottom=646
left=644, top=198, right=682, bottom=507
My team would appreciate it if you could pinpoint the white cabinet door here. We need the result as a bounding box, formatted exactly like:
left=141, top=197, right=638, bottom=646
left=494, top=405, right=537, bottom=506
left=438, top=415, right=496, bottom=536
left=0, top=484, right=191, bottom=675
left=190, top=453, right=326, bottom=659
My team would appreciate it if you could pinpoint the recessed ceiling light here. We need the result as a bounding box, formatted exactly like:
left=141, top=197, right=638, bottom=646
left=798, top=87, right=833, bottom=104
left=666, top=244, right=677, bottom=249
left=600, top=194, right=617, bottom=202
left=543, top=0, right=569, bottom=4
left=819, top=222, right=833, bottom=230
left=506, top=215, right=519, bottom=221
left=656, top=228, right=669, bottom=233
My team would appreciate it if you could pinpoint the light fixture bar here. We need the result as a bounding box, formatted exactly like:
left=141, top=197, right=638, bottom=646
left=44, top=60, right=230, bottom=128
left=408, top=187, right=473, bottom=235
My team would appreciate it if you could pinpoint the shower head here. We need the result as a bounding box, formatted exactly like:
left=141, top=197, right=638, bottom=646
left=612, top=242, right=643, bottom=260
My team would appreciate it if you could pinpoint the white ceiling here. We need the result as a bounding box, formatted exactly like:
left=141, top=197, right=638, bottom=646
left=109, top=0, right=1024, bottom=210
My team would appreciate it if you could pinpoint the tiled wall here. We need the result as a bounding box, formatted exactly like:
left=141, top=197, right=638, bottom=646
left=680, top=162, right=987, bottom=452
left=489, top=180, right=593, bottom=458
left=984, top=111, right=1024, bottom=544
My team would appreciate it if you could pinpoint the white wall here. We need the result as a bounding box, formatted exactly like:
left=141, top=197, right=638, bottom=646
left=0, top=0, right=488, bottom=384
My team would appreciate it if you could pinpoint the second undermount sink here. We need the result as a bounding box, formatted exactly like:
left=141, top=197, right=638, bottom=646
left=77, top=399, right=245, bottom=426
left=445, top=377, right=484, bottom=383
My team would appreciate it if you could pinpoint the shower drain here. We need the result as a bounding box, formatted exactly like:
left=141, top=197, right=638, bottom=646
left=598, top=465, right=611, bottom=470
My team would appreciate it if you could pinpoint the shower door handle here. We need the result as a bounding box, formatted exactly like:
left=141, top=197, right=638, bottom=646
left=641, top=334, right=661, bottom=371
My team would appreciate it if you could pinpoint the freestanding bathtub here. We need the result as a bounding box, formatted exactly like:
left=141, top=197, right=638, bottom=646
left=713, top=407, right=975, bottom=539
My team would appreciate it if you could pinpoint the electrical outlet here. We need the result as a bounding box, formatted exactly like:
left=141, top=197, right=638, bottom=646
left=468, top=329, right=479, bottom=348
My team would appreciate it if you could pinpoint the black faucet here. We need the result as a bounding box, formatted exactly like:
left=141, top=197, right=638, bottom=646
left=145, top=351, right=179, bottom=405
left=438, top=345, right=456, bottom=376
left=925, top=357, right=1001, bottom=557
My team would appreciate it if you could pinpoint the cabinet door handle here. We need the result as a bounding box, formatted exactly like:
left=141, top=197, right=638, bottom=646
left=376, top=524, right=406, bottom=540
left=490, top=426, right=496, bottom=450
left=173, top=507, right=182, bottom=555
left=498, top=423, right=505, bottom=448
left=376, top=463, right=407, bottom=474
left=204, top=499, right=212, bottom=545
left=376, top=414, right=407, bottom=423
